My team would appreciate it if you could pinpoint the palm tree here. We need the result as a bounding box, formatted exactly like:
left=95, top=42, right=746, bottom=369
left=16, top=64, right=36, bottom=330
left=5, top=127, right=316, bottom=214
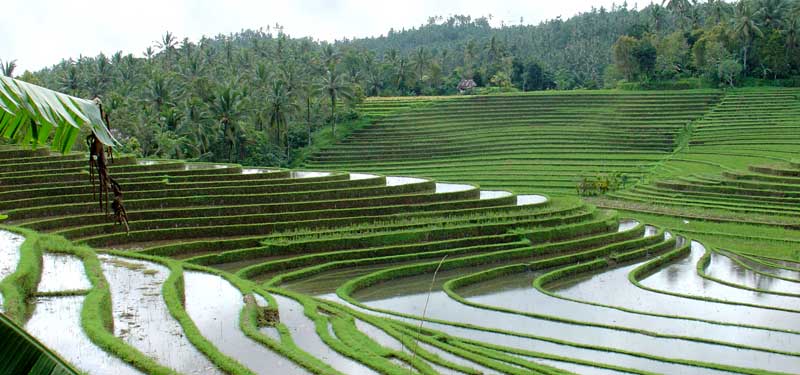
left=707, top=0, right=731, bottom=24
left=758, top=0, right=790, bottom=29
left=412, top=47, right=428, bottom=81
left=785, top=18, right=800, bottom=64
left=322, top=44, right=340, bottom=70
left=157, top=31, right=179, bottom=65
left=179, top=98, right=212, bottom=156
left=147, top=74, right=174, bottom=111
left=663, top=0, right=692, bottom=28
left=650, top=4, right=667, bottom=32
left=315, top=70, right=352, bottom=138
left=266, top=80, right=298, bottom=158
left=732, top=0, right=765, bottom=71
left=210, top=83, right=244, bottom=161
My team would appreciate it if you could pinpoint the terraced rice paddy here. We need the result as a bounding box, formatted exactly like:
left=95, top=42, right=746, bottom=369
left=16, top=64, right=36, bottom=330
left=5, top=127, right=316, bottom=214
left=308, top=91, right=722, bottom=194
left=1, top=88, right=799, bottom=375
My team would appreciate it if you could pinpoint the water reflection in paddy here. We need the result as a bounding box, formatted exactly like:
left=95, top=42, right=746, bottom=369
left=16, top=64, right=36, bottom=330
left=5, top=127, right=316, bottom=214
left=730, top=252, right=800, bottom=281
left=290, top=171, right=332, bottom=178
left=242, top=168, right=279, bottom=174
left=25, top=296, right=141, bottom=375
left=516, top=195, right=547, bottom=205
left=346, top=232, right=799, bottom=372
left=479, top=190, right=513, bottom=200
left=385, top=176, right=428, bottom=186
left=459, top=261, right=798, bottom=354
left=319, top=294, right=734, bottom=375
left=434, top=183, right=473, bottom=193
left=349, top=173, right=379, bottom=180
left=558, top=241, right=800, bottom=331
left=100, top=255, right=221, bottom=374
left=183, top=272, right=308, bottom=374
left=0, top=230, right=24, bottom=306
left=706, top=251, right=800, bottom=295
left=37, top=253, right=91, bottom=293
left=273, top=294, right=376, bottom=374
left=640, top=241, right=800, bottom=310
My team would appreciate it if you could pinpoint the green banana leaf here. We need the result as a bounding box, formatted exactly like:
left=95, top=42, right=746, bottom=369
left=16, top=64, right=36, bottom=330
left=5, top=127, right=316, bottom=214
left=0, top=76, right=117, bottom=153
left=0, top=312, right=79, bottom=375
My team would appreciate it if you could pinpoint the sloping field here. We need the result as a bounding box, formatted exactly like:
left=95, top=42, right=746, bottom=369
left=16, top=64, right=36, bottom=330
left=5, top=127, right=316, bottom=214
left=1, top=144, right=798, bottom=374
left=595, top=88, right=800, bottom=260
left=306, top=91, right=722, bottom=194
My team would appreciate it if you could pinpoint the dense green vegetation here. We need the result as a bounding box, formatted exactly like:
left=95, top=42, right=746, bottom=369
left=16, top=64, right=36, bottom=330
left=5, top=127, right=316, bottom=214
left=1, top=123, right=799, bottom=373
left=1, top=0, right=797, bottom=167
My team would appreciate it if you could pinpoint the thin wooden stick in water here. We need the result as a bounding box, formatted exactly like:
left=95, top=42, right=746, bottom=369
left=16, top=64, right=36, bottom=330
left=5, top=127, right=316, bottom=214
left=411, top=255, right=448, bottom=370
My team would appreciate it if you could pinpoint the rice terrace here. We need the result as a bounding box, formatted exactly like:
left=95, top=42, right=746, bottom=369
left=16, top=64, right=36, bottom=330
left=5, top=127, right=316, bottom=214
left=1, top=1, right=800, bottom=374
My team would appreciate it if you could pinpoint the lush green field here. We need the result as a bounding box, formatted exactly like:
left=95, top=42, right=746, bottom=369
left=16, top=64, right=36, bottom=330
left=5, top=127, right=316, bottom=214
left=0, top=89, right=799, bottom=375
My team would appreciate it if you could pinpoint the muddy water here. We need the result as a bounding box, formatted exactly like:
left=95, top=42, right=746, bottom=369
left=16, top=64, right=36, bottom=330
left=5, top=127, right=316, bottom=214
left=273, top=294, right=377, bottom=374
left=516, top=195, right=547, bottom=205
left=25, top=296, right=142, bottom=375
left=318, top=294, right=734, bottom=375
left=479, top=190, right=513, bottom=200
left=37, top=254, right=91, bottom=293
left=706, top=251, right=800, bottom=295
left=99, top=255, right=221, bottom=374
left=641, top=241, right=800, bottom=311
left=385, top=176, right=428, bottom=186
left=183, top=272, right=308, bottom=374
left=434, top=183, right=473, bottom=193
left=557, top=241, right=800, bottom=331
left=460, top=267, right=798, bottom=355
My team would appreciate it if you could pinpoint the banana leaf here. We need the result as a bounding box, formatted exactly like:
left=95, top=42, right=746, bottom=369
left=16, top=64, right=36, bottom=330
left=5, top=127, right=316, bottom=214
left=0, top=312, right=79, bottom=375
left=0, top=76, right=117, bottom=153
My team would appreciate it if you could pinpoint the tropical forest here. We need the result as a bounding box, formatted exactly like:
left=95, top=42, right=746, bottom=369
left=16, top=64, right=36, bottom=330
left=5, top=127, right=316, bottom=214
left=0, top=0, right=799, bottom=374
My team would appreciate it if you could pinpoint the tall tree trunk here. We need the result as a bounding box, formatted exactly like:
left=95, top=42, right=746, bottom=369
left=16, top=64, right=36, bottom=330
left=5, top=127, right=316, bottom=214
left=743, top=45, right=748, bottom=72
left=330, top=94, right=337, bottom=138
left=307, top=96, right=312, bottom=147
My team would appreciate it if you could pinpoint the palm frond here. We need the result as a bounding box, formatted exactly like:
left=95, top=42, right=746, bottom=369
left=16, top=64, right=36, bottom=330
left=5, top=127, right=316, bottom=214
left=0, top=313, right=79, bottom=375
left=0, top=75, right=117, bottom=153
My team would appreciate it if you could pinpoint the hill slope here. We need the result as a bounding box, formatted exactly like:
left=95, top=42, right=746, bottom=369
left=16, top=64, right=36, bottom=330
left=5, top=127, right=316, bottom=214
left=306, top=89, right=800, bottom=260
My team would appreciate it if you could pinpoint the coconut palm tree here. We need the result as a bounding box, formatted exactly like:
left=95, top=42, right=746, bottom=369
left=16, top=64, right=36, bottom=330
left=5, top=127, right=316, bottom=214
left=707, top=0, right=731, bottom=24
left=663, top=0, right=693, bottom=28
left=650, top=4, right=668, bottom=32
left=179, top=97, right=212, bottom=156
left=785, top=17, right=800, bottom=64
left=758, top=0, right=790, bottom=29
left=732, top=0, right=765, bottom=71
left=412, top=47, right=429, bottom=81
left=266, top=80, right=298, bottom=158
left=210, top=83, right=244, bottom=161
left=315, top=70, right=352, bottom=138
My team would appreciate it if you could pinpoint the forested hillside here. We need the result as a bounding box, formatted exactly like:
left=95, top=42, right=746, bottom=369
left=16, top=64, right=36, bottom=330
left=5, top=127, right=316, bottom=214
left=1, top=0, right=799, bottom=166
